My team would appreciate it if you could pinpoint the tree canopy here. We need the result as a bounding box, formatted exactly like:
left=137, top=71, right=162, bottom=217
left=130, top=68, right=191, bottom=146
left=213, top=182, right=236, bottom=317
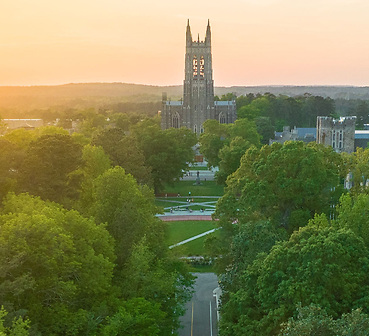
left=0, top=193, right=115, bottom=335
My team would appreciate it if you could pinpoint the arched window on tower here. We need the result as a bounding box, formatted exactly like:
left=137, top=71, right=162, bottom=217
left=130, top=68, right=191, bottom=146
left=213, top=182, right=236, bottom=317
left=200, top=125, right=204, bottom=134
left=194, top=124, right=197, bottom=134
left=219, top=112, right=226, bottom=124
left=171, top=112, right=180, bottom=128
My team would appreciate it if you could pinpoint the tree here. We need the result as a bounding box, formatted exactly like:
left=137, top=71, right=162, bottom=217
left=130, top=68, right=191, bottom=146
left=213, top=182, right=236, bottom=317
left=219, top=220, right=287, bottom=300
left=100, top=298, right=165, bottom=336
left=216, top=141, right=345, bottom=234
left=0, top=307, right=30, bottom=336
left=345, top=147, right=369, bottom=195
left=220, top=222, right=369, bottom=336
left=19, top=133, right=83, bottom=205
left=93, top=129, right=153, bottom=186
left=131, top=120, right=196, bottom=192
left=237, top=97, right=272, bottom=121
left=93, top=167, right=166, bottom=268
left=335, top=193, right=369, bottom=247
left=279, top=304, right=336, bottom=336
left=255, top=116, right=275, bottom=145
left=279, top=304, right=369, bottom=336
left=199, top=118, right=260, bottom=173
left=2, top=129, right=36, bottom=150
left=0, top=193, right=115, bottom=335
left=199, top=119, right=229, bottom=168
left=0, top=139, right=23, bottom=201
left=120, top=239, right=194, bottom=335
left=92, top=167, right=193, bottom=334
left=216, top=137, right=252, bottom=185
left=74, top=144, right=112, bottom=215
left=353, top=101, right=369, bottom=129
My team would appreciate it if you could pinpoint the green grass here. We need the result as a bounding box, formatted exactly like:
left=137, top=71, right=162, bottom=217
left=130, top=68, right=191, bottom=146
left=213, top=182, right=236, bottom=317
left=167, top=221, right=217, bottom=246
left=173, top=230, right=221, bottom=256
left=163, top=180, right=224, bottom=197
left=180, top=235, right=208, bottom=255
left=167, top=221, right=221, bottom=256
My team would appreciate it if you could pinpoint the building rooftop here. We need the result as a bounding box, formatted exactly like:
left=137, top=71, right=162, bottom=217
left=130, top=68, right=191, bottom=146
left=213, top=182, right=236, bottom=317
left=165, top=101, right=183, bottom=106
left=214, top=101, right=235, bottom=106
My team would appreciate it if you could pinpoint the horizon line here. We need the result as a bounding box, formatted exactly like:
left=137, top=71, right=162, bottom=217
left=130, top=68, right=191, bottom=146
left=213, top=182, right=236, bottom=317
left=0, top=82, right=368, bottom=89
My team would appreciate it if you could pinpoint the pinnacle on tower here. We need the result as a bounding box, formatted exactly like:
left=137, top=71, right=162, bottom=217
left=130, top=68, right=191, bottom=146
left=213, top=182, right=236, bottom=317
left=186, top=19, right=192, bottom=45
left=205, top=19, right=211, bottom=45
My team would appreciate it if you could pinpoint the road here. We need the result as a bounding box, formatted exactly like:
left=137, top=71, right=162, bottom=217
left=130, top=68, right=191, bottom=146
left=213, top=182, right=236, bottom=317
left=179, top=273, right=219, bottom=336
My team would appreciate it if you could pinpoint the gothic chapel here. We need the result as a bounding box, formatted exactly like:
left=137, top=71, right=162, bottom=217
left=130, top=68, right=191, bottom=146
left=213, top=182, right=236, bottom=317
left=161, top=20, right=237, bottom=134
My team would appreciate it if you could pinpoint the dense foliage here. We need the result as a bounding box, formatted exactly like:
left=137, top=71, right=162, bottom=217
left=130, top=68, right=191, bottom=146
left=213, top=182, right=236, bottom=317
left=0, top=122, right=195, bottom=335
left=214, top=140, right=369, bottom=335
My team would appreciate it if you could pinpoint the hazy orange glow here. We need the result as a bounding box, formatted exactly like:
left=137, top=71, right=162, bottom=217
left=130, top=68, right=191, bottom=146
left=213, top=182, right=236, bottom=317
left=1, top=0, right=369, bottom=86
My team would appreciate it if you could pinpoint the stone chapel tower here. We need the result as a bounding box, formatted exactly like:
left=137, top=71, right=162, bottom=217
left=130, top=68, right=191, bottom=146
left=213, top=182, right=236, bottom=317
left=161, top=20, right=236, bottom=134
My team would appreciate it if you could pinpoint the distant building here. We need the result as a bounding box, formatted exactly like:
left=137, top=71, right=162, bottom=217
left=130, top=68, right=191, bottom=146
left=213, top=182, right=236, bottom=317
left=160, top=20, right=237, bottom=134
left=269, top=117, right=369, bottom=152
left=316, top=116, right=356, bottom=153
left=270, top=126, right=316, bottom=145
left=354, top=130, right=369, bottom=149
left=3, top=119, right=43, bottom=131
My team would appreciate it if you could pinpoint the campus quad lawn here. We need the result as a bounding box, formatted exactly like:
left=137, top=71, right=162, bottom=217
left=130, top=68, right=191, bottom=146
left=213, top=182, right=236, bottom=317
left=162, top=180, right=224, bottom=197
left=166, top=220, right=217, bottom=247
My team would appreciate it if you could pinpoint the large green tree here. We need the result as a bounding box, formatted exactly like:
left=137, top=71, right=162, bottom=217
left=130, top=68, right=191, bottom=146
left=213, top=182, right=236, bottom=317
left=92, top=167, right=193, bottom=335
left=199, top=119, right=229, bottom=168
left=19, top=133, right=83, bottom=205
left=92, top=166, right=166, bottom=268
left=216, top=141, right=345, bottom=234
left=279, top=304, right=369, bottom=336
left=199, top=118, right=260, bottom=180
left=220, top=221, right=369, bottom=336
left=131, top=120, right=197, bottom=192
left=0, top=193, right=115, bottom=335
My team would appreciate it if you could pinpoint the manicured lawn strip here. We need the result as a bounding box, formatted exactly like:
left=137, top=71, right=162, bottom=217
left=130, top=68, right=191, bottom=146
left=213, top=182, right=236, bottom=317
left=172, top=230, right=221, bottom=256
left=163, top=181, right=224, bottom=196
left=155, top=200, right=188, bottom=208
left=180, top=236, right=207, bottom=255
left=166, top=220, right=217, bottom=246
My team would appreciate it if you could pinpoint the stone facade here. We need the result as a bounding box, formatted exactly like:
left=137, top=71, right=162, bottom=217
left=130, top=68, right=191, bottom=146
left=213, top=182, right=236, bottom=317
left=161, top=20, right=237, bottom=134
left=316, top=116, right=356, bottom=153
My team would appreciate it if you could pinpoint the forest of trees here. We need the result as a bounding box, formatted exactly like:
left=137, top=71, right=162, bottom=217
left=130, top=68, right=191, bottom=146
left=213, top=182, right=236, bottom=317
left=205, top=140, right=369, bottom=335
left=1, top=89, right=369, bottom=335
left=0, top=115, right=197, bottom=335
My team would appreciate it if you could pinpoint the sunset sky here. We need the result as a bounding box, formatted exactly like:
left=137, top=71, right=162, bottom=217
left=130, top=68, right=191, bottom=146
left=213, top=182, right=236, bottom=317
left=1, top=0, right=369, bottom=87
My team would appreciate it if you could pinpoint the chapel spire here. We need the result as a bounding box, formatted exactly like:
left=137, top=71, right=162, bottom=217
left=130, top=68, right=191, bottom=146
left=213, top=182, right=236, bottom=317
left=205, top=19, right=211, bottom=45
left=186, top=19, right=192, bottom=45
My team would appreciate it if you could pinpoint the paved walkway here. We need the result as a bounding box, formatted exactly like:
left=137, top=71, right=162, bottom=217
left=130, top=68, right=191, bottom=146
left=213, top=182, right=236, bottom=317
left=158, top=214, right=213, bottom=221
left=181, top=169, right=216, bottom=181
